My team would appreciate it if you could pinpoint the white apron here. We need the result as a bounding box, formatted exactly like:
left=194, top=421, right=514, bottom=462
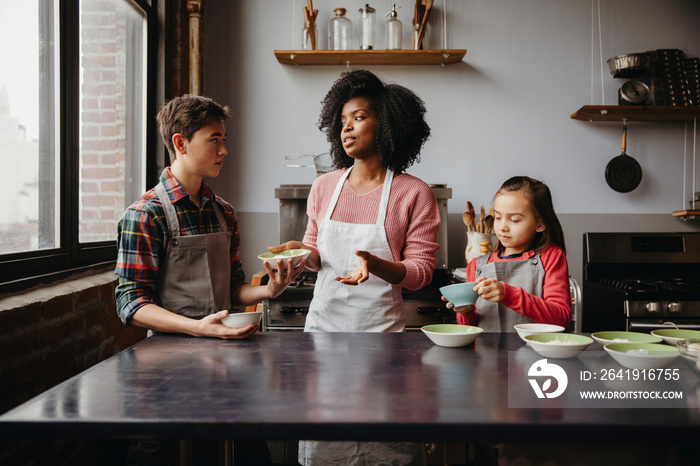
left=299, top=168, right=425, bottom=466
left=154, top=183, right=232, bottom=322
left=304, top=167, right=405, bottom=333
left=474, top=252, right=545, bottom=332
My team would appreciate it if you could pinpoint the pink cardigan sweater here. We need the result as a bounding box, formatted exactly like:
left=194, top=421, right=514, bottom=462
left=302, top=169, right=440, bottom=290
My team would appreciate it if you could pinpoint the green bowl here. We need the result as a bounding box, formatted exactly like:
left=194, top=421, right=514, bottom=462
left=604, top=342, right=679, bottom=369
left=651, top=329, right=700, bottom=346
left=591, top=331, right=662, bottom=346
left=258, top=249, right=311, bottom=268
left=524, top=333, right=594, bottom=358
left=421, top=324, right=483, bottom=348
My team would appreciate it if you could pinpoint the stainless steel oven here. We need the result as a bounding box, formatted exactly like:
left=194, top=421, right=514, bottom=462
left=581, top=232, right=700, bottom=333
left=263, top=184, right=455, bottom=332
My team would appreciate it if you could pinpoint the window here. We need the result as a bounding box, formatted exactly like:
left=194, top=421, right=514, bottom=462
left=0, top=0, right=157, bottom=290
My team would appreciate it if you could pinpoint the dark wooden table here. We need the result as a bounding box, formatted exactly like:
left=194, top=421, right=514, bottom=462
left=1, top=332, right=699, bottom=444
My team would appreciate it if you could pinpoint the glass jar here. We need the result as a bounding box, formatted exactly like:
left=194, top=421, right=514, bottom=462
left=302, top=20, right=318, bottom=50
left=328, top=8, right=352, bottom=50
left=358, top=4, right=376, bottom=50
left=384, top=3, right=402, bottom=50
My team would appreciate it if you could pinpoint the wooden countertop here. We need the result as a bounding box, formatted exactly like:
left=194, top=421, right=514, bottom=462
left=1, top=332, right=698, bottom=443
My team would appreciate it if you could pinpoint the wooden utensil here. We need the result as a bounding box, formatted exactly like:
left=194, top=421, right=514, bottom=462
left=483, top=215, right=494, bottom=234
left=479, top=205, right=485, bottom=232
left=463, top=212, right=474, bottom=231
left=416, top=0, right=433, bottom=49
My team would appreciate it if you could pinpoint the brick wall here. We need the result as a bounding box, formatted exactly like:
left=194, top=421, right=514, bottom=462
left=79, top=1, right=130, bottom=243
left=0, top=269, right=147, bottom=464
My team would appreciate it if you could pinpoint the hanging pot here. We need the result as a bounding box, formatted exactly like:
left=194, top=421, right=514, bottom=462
left=605, top=123, right=642, bottom=193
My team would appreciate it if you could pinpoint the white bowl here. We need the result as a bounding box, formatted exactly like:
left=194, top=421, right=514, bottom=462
left=650, top=329, right=700, bottom=346
left=524, top=333, right=593, bottom=359
left=421, top=324, right=483, bottom=348
left=604, top=343, right=680, bottom=369
left=258, top=249, right=311, bottom=269
left=514, top=323, right=565, bottom=343
left=221, top=311, right=262, bottom=328
left=591, top=331, right=662, bottom=346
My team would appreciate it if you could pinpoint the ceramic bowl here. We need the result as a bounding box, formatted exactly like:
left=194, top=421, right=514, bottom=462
left=676, top=339, right=700, bottom=376
left=421, top=324, right=483, bottom=348
left=524, top=333, right=593, bottom=359
left=651, top=329, right=700, bottom=346
left=258, top=249, right=311, bottom=269
left=221, top=311, right=262, bottom=328
left=591, top=331, right=662, bottom=346
left=514, top=323, right=565, bottom=343
left=604, top=343, right=679, bottom=369
left=439, top=282, right=478, bottom=307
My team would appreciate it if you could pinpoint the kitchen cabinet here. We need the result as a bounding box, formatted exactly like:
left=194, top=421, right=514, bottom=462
left=274, top=49, right=466, bottom=66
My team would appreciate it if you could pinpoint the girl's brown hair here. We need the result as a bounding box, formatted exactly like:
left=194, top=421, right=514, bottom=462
left=495, top=176, right=566, bottom=255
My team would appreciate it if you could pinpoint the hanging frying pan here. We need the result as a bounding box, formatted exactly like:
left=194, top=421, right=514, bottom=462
left=605, top=122, right=642, bottom=193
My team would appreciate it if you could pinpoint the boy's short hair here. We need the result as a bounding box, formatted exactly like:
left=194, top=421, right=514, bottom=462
left=156, top=94, right=231, bottom=163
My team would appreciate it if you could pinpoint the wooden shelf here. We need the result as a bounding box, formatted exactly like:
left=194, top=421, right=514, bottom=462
left=672, top=210, right=700, bottom=218
left=571, top=105, right=700, bottom=122
left=274, top=49, right=466, bottom=66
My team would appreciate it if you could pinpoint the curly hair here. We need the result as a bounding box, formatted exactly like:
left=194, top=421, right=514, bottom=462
left=317, top=70, right=430, bottom=173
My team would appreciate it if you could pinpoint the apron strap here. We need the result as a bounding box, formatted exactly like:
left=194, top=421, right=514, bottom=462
left=375, top=169, right=394, bottom=227
left=155, top=183, right=181, bottom=238
left=155, top=182, right=229, bottom=239
left=324, top=167, right=353, bottom=222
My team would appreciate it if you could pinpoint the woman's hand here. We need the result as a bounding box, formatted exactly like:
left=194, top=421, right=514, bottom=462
left=441, top=296, right=475, bottom=314
left=335, top=250, right=374, bottom=285
left=268, top=241, right=320, bottom=269
left=474, top=276, right=505, bottom=302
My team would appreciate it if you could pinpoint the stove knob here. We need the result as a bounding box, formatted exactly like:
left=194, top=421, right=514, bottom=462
left=667, top=302, right=682, bottom=314
left=645, top=302, right=660, bottom=314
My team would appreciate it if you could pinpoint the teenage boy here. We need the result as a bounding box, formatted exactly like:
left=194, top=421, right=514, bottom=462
left=115, top=94, right=302, bottom=338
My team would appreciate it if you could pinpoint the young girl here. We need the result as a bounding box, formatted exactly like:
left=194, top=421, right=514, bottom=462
left=450, top=176, right=571, bottom=332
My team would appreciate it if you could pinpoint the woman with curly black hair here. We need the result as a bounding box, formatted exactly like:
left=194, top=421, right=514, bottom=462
left=270, top=69, right=438, bottom=465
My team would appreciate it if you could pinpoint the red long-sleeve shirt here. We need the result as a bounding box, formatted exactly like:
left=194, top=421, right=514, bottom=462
left=457, top=245, right=571, bottom=329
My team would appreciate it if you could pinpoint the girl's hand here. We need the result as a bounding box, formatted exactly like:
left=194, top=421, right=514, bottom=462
left=441, top=296, right=475, bottom=314
left=474, top=276, right=505, bottom=302
left=335, top=250, right=373, bottom=285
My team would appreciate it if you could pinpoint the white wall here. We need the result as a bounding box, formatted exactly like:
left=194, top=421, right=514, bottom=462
left=202, top=0, right=700, bottom=282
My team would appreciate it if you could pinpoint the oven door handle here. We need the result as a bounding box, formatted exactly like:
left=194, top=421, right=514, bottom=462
left=628, top=321, right=700, bottom=331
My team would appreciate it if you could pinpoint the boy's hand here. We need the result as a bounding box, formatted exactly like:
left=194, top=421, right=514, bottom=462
left=199, top=310, right=260, bottom=339
left=264, top=257, right=306, bottom=298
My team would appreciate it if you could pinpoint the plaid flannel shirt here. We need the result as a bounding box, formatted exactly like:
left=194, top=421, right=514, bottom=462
left=114, top=167, right=245, bottom=323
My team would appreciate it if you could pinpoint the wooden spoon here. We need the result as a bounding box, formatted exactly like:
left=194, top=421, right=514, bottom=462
left=483, top=215, right=494, bottom=234
left=463, top=212, right=474, bottom=231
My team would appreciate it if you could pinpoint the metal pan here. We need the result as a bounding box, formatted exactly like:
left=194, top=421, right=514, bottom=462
left=605, top=123, right=642, bottom=193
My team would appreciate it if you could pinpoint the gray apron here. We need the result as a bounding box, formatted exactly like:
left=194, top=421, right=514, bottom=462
left=474, top=253, right=545, bottom=332
left=154, top=182, right=232, bottom=321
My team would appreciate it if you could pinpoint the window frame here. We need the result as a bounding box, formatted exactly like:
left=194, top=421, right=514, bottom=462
left=0, top=0, right=159, bottom=292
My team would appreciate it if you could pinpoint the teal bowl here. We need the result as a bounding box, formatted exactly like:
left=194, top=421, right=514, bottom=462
left=439, top=282, right=478, bottom=307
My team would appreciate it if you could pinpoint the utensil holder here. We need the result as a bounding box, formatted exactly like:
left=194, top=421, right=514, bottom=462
left=465, top=232, right=496, bottom=265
